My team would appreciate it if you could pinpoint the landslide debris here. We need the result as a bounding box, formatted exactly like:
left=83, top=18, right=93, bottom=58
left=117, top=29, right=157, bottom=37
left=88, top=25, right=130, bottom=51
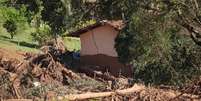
left=0, top=47, right=201, bottom=101
left=0, top=47, right=107, bottom=100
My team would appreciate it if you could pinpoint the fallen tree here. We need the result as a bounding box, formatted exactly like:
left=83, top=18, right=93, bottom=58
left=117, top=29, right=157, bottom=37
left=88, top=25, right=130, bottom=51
left=58, top=84, right=200, bottom=101
left=62, top=84, right=145, bottom=100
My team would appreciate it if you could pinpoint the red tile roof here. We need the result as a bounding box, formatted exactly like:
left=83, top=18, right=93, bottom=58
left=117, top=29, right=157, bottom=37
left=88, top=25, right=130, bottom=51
left=69, top=20, right=124, bottom=37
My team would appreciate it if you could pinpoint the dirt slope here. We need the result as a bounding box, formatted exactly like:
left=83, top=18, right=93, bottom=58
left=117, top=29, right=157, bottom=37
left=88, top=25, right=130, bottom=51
left=0, top=48, right=25, bottom=61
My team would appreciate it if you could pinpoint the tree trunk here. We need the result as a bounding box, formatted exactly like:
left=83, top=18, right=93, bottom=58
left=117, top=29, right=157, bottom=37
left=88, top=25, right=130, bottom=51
left=10, top=33, right=14, bottom=39
left=58, top=84, right=200, bottom=101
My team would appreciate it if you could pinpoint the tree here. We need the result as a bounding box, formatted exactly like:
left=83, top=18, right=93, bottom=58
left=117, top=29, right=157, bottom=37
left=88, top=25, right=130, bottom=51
left=113, top=0, right=201, bottom=85
left=4, top=0, right=71, bottom=37
left=0, top=6, right=27, bottom=39
left=73, top=0, right=201, bottom=47
left=112, top=0, right=201, bottom=62
left=31, top=23, right=52, bottom=45
left=41, top=0, right=68, bottom=36
left=3, top=20, right=17, bottom=39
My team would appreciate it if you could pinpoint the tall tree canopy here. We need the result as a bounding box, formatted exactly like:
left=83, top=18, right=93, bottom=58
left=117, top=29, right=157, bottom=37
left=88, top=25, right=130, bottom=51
left=114, top=0, right=201, bottom=85
left=73, top=0, right=201, bottom=46
left=4, top=0, right=71, bottom=35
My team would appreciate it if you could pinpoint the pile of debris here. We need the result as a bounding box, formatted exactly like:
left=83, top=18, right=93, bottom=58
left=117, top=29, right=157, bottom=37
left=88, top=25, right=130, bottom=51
left=0, top=46, right=201, bottom=100
left=0, top=42, right=109, bottom=99
left=0, top=49, right=81, bottom=99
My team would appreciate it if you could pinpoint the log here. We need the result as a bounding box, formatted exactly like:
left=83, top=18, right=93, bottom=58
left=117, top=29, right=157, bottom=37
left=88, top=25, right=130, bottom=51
left=59, top=84, right=200, bottom=101
left=61, top=84, right=145, bottom=100
left=4, top=99, right=32, bottom=101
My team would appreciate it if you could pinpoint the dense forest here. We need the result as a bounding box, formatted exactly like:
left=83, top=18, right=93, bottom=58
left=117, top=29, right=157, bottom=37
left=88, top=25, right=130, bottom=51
left=1, top=0, right=201, bottom=100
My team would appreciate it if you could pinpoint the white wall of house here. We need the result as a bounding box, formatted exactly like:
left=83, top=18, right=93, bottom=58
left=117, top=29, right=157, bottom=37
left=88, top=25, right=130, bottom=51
left=80, top=25, right=118, bottom=57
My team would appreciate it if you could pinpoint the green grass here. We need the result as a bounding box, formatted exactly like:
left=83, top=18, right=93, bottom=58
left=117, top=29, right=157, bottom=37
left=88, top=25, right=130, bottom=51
left=0, top=24, right=81, bottom=53
left=63, top=37, right=81, bottom=51
left=0, top=24, right=40, bottom=53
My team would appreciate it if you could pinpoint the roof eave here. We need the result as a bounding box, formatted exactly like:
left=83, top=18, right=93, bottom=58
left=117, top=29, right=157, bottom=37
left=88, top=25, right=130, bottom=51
left=68, top=20, right=124, bottom=37
left=68, top=22, right=103, bottom=37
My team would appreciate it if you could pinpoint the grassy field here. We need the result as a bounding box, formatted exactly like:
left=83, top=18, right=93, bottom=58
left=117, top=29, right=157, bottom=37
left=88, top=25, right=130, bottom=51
left=0, top=24, right=80, bottom=53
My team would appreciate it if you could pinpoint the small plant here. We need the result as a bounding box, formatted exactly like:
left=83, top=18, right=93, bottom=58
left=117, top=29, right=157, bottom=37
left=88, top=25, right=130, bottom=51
left=3, top=20, right=17, bottom=39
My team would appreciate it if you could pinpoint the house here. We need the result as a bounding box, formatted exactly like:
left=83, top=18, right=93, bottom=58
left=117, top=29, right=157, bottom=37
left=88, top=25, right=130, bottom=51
left=69, top=20, right=132, bottom=77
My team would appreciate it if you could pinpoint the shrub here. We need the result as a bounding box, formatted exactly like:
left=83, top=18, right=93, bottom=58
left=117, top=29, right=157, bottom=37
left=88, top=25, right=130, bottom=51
left=31, top=23, right=52, bottom=46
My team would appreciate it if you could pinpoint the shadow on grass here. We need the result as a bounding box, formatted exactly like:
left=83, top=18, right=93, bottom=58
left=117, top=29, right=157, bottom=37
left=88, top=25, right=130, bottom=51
left=9, top=40, right=39, bottom=48
left=0, top=35, right=10, bottom=40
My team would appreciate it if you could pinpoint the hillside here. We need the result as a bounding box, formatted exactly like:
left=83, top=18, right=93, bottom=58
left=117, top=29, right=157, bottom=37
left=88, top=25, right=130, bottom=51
left=0, top=25, right=80, bottom=53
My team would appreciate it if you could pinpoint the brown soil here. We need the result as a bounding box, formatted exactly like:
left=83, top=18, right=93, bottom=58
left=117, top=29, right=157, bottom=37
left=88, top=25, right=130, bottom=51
left=0, top=48, right=25, bottom=61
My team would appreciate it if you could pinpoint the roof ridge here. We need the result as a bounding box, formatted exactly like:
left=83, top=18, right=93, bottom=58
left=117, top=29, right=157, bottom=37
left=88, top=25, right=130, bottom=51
left=68, top=20, right=124, bottom=37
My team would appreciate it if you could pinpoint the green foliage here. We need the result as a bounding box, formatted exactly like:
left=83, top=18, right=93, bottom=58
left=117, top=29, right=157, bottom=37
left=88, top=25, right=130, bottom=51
left=41, top=0, right=68, bottom=35
left=0, top=0, right=78, bottom=52
left=4, top=0, right=71, bottom=36
left=1, top=6, right=27, bottom=23
left=75, top=20, right=96, bottom=29
left=31, top=23, right=52, bottom=45
left=0, top=6, right=27, bottom=39
left=116, top=19, right=169, bottom=84
left=133, top=38, right=201, bottom=86
left=70, top=0, right=137, bottom=20
left=66, top=19, right=96, bottom=34
left=116, top=22, right=201, bottom=86
left=3, top=20, right=17, bottom=39
left=113, top=0, right=201, bottom=85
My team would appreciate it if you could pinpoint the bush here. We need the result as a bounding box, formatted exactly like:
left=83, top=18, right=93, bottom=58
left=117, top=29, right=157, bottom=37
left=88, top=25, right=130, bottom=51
left=31, top=23, right=52, bottom=46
